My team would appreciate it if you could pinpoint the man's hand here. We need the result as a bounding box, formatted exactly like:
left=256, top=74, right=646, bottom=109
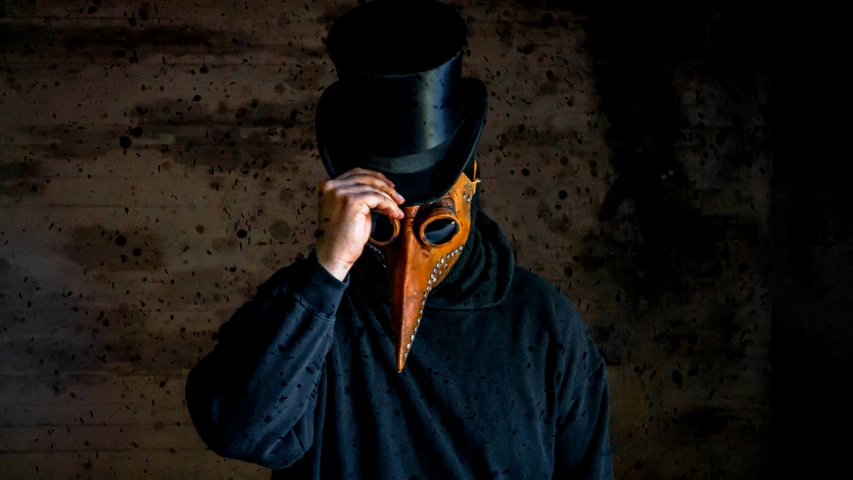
left=315, top=168, right=405, bottom=281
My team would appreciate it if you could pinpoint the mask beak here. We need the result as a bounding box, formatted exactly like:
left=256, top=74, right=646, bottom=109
left=386, top=212, right=430, bottom=373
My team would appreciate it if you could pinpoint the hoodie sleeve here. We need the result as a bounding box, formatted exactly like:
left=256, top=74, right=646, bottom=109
left=552, top=304, right=615, bottom=480
left=185, top=250, right=348, bottom=470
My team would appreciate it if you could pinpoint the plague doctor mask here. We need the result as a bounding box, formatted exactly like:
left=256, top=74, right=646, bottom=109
left=366, top=161, right=480, bottom=371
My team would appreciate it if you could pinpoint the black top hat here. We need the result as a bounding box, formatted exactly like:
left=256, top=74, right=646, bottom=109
left=316, top=0, right=487, bottom=206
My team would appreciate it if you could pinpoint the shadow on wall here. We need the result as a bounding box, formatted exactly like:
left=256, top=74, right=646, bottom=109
left=538, top=0, right=773, bottom=477
left=556, top=0, right=771, bottom=299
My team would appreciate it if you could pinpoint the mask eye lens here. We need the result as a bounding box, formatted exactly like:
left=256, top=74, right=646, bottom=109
left=370, top=212, right=399, bottom=244
left=422, top=218, right=458, bottom=245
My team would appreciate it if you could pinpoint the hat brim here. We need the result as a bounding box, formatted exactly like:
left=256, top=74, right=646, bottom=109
left=316, top=77, right=487, bottom=207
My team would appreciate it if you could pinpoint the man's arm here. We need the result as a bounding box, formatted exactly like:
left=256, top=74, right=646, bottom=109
left=552, top=302, right=615, bottom=479
left=553, top=358, right=614, bottom=479
left=184, top=250, right=348, bottom=470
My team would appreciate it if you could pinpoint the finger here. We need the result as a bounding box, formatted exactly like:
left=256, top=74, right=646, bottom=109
left=332, top=185, right=402, bottom=218
left=334, top=184, right=392, bottom=201
left=353, top=175, right=406, bottom=203
left=352, top=191, right=406, bottom=219
left=340, top=174, right=405, bottom=203
left=349, top=167, right=394, bottom=186
left=335, top=184, right=401, bottom=214
left=337, top=167, right=395, bottom=187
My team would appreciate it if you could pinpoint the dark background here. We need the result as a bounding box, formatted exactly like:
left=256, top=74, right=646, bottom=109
left=1, top=0, right=846, bottom=478
left=574, top=0, right=848, bottom=476
left=761, top=3, right=850, bottom=479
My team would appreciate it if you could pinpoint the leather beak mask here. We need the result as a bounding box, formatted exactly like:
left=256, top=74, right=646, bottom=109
left=366, top=162, right=480, bottom=372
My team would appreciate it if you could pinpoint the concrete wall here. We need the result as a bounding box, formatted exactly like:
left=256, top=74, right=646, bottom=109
left=0, top=0, right=770, bottom=478
left=768, top=4, right=850, bottom=477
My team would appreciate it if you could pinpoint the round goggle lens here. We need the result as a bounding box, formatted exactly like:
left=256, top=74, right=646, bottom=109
left=370, top=212, right=397, bottom=243
left=422, top=218, right=458, bottom=245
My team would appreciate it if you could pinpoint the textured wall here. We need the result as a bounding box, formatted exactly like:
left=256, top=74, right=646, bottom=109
left=0, top=0, right=770, bottom=478
left=768, top=5, right=850, bottom=477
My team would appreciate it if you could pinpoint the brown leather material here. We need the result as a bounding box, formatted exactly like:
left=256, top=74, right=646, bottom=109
left=369, top=161, right=480, bottom=371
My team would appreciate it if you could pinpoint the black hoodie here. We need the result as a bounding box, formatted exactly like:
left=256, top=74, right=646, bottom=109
left=185, top=210, right=613, bottom=479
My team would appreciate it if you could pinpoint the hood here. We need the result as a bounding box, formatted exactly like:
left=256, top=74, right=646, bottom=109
left=350, top=209, right=515, bottom=311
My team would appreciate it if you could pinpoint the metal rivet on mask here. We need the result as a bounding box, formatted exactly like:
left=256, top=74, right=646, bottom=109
left=426, top=285, right=431, bottom=291
left=417, top=316, right=421, bottom=324
left=462, top=194, right=467, bottom=200
left=440, top=258, right=445, bottom=264
left=435, top=262, right=441, bottom=268
left=422, top=299, right=426, bottom=306
left=410, top=334, right=415, bottom=341
left=404, top=352, right=409, bottom=359
left=419, top=309, right=423, bottom=315
left=467, top=197, right=471, bottom=203
left=406, top=343, right=411, bottom=350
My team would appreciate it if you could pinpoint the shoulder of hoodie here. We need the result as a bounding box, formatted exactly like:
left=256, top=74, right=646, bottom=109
left=505, top=264, right=603, bottom=366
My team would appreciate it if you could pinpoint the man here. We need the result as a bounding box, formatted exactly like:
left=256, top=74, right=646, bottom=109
left=185, top=0, right=614, bottom=478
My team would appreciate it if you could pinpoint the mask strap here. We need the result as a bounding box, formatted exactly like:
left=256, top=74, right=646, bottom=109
left=471, top=161, right=481, bottom=188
